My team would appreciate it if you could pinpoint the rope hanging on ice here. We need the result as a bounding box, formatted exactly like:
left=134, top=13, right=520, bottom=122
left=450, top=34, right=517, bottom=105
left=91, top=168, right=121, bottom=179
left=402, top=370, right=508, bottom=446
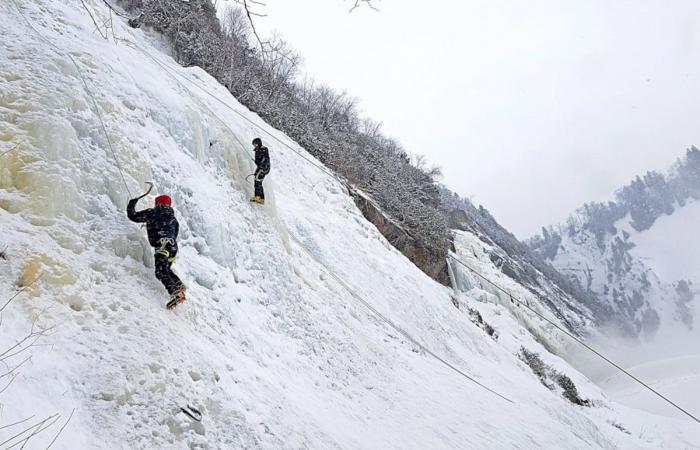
left=10, top=0, right=132, bottom=198
left=289, top=234, right=514, bottom=404
left=0, top=142, right=22, bottom=159
left=13, top=0, right=699, bottom=425
left=179, top=405, right=202, bottom=422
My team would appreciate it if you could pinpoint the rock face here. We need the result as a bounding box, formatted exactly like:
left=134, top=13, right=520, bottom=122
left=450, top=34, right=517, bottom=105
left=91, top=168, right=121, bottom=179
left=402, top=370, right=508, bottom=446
left=348, top=186, right=451, bottom=286
left=351, top=183, right=600, bottom=333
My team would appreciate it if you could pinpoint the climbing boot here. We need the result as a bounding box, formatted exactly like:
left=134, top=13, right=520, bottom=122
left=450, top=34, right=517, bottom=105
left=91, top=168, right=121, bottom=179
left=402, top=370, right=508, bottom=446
left=166, top=286, right=187, bottom=310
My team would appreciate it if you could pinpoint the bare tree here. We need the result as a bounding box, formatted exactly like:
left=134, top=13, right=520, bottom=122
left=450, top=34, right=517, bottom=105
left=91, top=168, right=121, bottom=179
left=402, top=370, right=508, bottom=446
left=228, top=0, right=379, bottom=56
left=121, top=0, right=452, bottom=281
left=230, top=0, right=269, bottom=57
left=222, top=5, right=251, bottom=40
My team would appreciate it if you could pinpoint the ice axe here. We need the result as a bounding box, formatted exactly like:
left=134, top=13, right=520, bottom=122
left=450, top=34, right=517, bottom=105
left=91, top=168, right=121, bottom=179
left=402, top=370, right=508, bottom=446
left=246, top=172, right=265, bottom=182
left=133, top=181, right=154, bottom=201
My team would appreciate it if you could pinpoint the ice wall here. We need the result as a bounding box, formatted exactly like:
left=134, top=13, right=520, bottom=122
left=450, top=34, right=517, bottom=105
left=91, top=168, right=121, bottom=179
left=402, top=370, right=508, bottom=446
left=0, top=0, right=698, bottom=448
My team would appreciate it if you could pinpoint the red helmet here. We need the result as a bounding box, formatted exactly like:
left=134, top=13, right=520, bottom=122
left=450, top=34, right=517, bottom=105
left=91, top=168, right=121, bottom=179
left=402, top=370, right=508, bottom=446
left=155, top=194, right=172, bottom=207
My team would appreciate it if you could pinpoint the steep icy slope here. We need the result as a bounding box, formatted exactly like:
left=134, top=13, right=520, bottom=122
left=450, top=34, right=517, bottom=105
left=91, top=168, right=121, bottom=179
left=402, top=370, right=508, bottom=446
left=0, top=0, right=698, bottom=448
left=442, top=190, right=603, bottom=338
left=449, top=230, right=590, bottom=356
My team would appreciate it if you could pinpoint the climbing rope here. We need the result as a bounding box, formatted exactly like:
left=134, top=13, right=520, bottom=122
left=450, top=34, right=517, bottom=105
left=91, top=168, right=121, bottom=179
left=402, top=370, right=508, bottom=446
left=13, top=0, right=698, bottom=423
left=10, top=0, right=132, bottom=198
left=116, top=43, right=514, bottom=403
left=0, top=142, right=22, bottom=159
left=449, top=254, right=700, bottom=423
left=122, top=40, right=345, bottom=186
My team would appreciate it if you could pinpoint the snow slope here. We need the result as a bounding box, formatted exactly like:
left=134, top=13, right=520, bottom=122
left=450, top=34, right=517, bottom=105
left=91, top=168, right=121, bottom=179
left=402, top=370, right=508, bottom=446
left=600, top=356, right=700, bottom=421
left=529, top=167, right=700, bottom=420
left=449, top=230, right=584, bottom=355
left=629, top=198, right=700, bottom=286
left=0, top=0, right=698, bottom=448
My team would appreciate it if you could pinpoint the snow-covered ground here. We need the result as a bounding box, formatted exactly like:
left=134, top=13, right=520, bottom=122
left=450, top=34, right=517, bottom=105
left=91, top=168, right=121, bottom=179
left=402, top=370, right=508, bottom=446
left=611, top=201, right=700, bottom=420
left=600, top=355, right=700, bottom=421
left=538, top=197, right=700, bottom=421
left=452, top=227, right=700, bottom=426
left=1, top=0, right=699, bottom=448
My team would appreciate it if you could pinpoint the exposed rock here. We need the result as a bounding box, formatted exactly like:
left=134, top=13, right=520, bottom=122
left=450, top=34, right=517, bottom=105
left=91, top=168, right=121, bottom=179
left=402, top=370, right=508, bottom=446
left=348, top=186, right=451, bottom=286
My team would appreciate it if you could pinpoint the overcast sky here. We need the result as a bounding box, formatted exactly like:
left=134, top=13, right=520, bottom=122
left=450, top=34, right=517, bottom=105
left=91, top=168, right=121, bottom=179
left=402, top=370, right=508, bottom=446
left=220, top=0, right=700, bottom=238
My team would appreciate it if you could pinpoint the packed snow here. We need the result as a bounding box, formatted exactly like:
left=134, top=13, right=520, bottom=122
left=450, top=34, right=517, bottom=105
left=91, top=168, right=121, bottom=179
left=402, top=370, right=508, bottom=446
left=0, top=0, right=699, bottom=448
left=600, top=355, right=700, bottom=421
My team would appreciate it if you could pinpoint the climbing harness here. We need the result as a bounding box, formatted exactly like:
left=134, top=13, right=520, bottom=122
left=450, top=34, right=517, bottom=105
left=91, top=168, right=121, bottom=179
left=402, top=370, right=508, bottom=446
left=156, top=238, right=177, bottom=263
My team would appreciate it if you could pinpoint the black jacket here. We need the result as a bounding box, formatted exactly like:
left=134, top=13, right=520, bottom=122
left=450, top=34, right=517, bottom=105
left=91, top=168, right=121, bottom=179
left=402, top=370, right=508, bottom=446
left=127, top=200, right=179, bottom=247
left=255, top=146, right=271, bottom=173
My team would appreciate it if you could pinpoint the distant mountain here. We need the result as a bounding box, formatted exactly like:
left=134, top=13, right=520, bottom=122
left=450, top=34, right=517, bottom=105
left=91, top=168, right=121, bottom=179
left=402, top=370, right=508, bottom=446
left=529, top=147, right=700, bottom=337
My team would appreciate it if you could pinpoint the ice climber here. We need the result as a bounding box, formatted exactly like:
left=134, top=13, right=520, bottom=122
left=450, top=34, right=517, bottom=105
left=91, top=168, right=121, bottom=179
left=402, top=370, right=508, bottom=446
left=250, top=137, right=271, bottom=205
left=127, top=193, right=187, bottom=309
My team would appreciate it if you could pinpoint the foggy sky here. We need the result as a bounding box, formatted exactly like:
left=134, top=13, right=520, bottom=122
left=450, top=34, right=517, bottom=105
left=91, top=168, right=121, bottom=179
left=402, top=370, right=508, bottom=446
left=221, top=0, right=700, bottom=238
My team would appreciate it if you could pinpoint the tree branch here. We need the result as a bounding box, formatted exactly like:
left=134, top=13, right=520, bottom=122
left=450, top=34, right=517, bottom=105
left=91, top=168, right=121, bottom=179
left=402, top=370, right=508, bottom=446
left=350, top=0, right=380, bottom=13
left=0, top=272, right=43, bottom=314
left=232, top=0, right=269, bottom=58
left=101, top=0, right=137, bottom=20
left=46, top=409, right=75, bottom=449
left=0, top=414, right=59, bottom=449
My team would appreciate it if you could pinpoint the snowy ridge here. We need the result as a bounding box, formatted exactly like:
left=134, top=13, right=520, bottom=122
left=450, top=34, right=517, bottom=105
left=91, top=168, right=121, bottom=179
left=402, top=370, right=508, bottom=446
left=556, top=219, right=673, bottom=334
left=537, top=203, right=697, bottom=338
left=0, top=0, right=698, bottom=448
left=530, top=150, right=700, bottom=337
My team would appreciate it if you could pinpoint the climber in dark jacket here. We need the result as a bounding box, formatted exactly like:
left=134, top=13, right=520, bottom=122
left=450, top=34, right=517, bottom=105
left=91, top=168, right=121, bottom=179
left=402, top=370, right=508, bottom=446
left=250, top=137, right=270, bottom=205
left=127, top=194, right=186, bottom=309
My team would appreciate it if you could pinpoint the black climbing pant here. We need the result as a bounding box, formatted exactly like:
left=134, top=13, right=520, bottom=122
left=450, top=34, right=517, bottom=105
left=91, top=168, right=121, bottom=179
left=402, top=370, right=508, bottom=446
left=154, top=239, right=183, bottom=296
left=254, top=168, right=269, bottom=199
